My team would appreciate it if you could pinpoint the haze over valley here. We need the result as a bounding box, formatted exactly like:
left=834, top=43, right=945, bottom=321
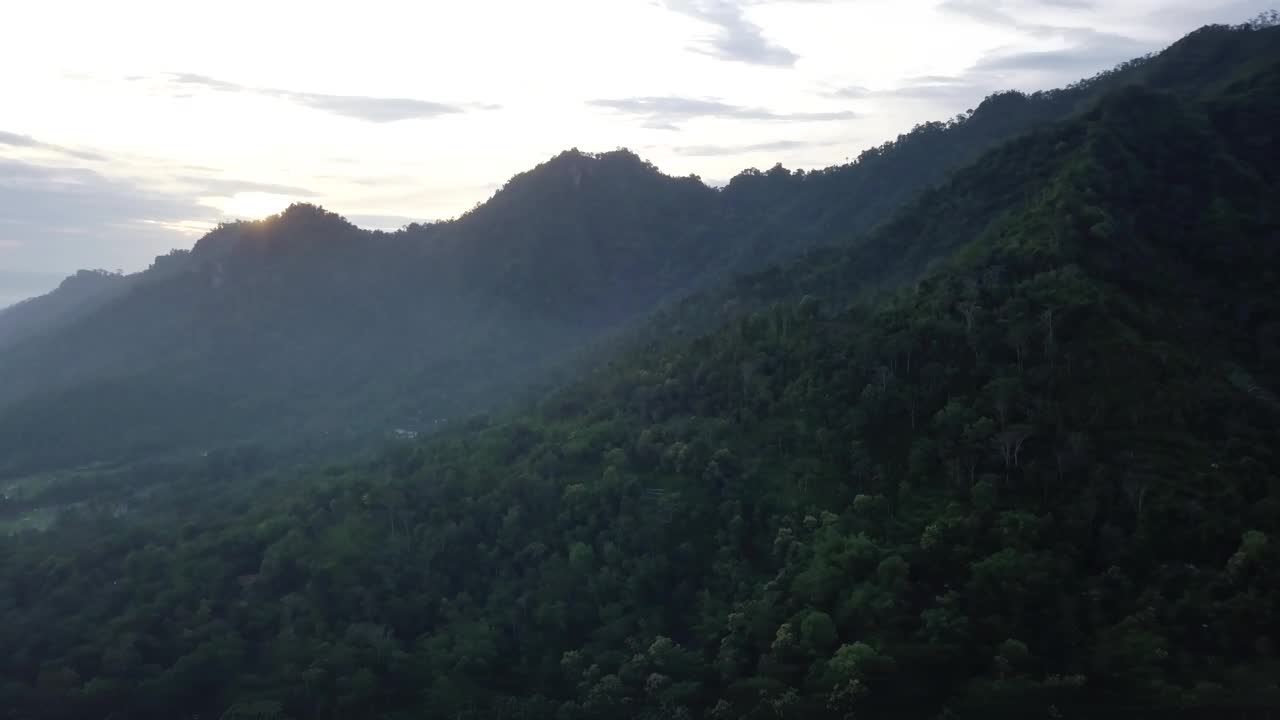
left=1, top=5, right=1279, bottom=720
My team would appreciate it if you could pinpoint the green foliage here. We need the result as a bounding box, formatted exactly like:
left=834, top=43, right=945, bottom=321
left=3, top=21, right=1280, bottom=720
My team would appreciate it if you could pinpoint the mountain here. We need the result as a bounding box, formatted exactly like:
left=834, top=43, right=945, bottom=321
left=686, top=19, right=1280, bottom=275
left=2, top=18, right=1279, bottom=720
left=0, top=269, right=135, bottom=348
left=0, top=270, right=72, bottom=313
left=624, top=20, right=1280, bottom=345
left=0, top=160, right=731, bottom=475
left=7, top=23, right=1280, bottom=479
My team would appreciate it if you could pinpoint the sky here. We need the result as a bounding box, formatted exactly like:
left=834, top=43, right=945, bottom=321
left=0, top=0, right=1272, bottom=289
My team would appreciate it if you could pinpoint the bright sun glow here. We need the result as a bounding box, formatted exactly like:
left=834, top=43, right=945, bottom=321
left=199, top=192, right=300, bottom=221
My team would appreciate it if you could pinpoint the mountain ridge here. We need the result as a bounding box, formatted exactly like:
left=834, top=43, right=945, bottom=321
left=3, top=34, right=1278, bottom=720
left=1, top=21, right=1277, bottom=476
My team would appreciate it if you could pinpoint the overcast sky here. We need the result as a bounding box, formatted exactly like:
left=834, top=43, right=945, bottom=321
left=0, top=0, right=1271, bottom=284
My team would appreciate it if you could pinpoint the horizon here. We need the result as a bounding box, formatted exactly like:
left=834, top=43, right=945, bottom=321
left=3, top=8, right=1280, bottom=716
left=0, top=0, right=1273, bottom=290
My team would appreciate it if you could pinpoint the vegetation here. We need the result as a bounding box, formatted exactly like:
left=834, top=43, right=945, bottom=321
left=6, top=23, right=1279, bottom=477
left=2, top=22, right=1279, bottom=720
left=0, top=269, right=128, bottom=350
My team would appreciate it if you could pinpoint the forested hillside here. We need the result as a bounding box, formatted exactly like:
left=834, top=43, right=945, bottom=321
left=2, top=22, right=1278, bottom=720
left=632, top=21, right=1280, bottom=343
left=5, top=22, right=1277, bottom=477
left=0, top=269, right=130, bottom=350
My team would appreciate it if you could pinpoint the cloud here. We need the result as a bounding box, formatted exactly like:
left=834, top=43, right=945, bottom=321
left=1130, top=0, right=1276, bottom=37
left=900, top=1, right=1149, bottom=86
left=0, top=131, right=39, bottom=148
left=936, top=0, right=1116, bottom=38
left=53, top=147, right=107, bottom=162
left=661, top=0, right=799, bottom=66
left=824, top=13, right=1145, bottom=110
left=972, top=28, right=1149, bottom=76
left=148, top=73, right=499, bottom=123
left=827, top=85, right=872, bottom=99
left=589, top=96, right=855, bottom=129
left=2, top=140, right=319, bottom=263
left=838, top=29, right=1144, bottom=104
left=0, top=157, right=218, bottom=272
left=167, top=72, right=243, bottom=93
left=826, top=75, right=990, bottom=104
left=173, top=175, right=318, bottom=198
left=279, top=92, right=498, bottom=124
left=0, top=130, right=107, bottom=162
left=346, top=213, right=433, bottom=230
left=138, top=219, right=218, bottom=236
left=671, top=139, right=831, bottom=156
left=316, top=173, right=420, bottom=187
left=939, top=0, right=1021, bottom=26
left=939, top=0, right=1097, bottom=26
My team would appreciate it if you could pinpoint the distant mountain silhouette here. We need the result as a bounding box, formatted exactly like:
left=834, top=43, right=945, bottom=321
left=5, top=18, right=1280, bottom=720
left=1, top=21, right=1277, bottom=475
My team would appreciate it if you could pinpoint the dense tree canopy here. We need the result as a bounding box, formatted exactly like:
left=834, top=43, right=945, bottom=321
left=2, top=21, right=1279, bottom=720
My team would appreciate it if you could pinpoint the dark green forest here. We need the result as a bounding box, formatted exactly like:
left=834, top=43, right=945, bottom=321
left=2, top=18, right=1280, bottom=720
